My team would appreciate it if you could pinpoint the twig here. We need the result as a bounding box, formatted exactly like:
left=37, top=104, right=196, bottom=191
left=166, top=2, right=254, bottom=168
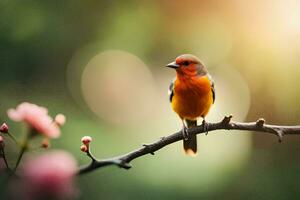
left=1, top=148, right=9, bottom=169
left=78, top=116, right=300, bottom=175
left=85, top=144, right=97, bottom=163
left=7, top=132, right=18, bottom=145
left=13, top=134, right=29, bottom=172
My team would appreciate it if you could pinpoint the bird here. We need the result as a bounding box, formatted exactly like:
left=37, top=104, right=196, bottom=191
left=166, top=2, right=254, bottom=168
left=166, top=54, right=215, bottom=156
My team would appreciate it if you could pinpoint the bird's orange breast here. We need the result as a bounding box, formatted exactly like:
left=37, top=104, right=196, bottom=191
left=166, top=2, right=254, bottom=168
left=171, top=75, right=213, bottom=120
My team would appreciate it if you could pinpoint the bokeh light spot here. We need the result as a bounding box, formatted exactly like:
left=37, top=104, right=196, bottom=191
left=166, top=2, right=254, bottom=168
left=81, top=50, right=156, bottom=125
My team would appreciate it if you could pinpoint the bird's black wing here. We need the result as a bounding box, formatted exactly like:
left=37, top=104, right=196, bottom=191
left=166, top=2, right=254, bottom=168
left=211, top=82, right=215, bottom=103
left=208, top=74, right=215, bottom=103
left=168, top=79, right=175, bottom=102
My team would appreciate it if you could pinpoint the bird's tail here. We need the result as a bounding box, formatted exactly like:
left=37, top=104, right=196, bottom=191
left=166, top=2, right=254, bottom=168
left=183, top=119, right=197, bottom=156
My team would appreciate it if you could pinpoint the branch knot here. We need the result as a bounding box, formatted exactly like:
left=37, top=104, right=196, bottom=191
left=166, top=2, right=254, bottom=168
left=274, top=128, right=284, bottom=143
left=256, top=118, right=265, bottom=127
left=222, top=115, right=233, bottom=128
left=142, top=143, right=155, bottom=155
left=114, top=159, right=132, bottom=169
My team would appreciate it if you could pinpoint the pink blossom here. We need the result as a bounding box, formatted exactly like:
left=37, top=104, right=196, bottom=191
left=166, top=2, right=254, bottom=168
left=17, top=150, right=78, bottom=200
left=7, top=102, right=61, bottom=138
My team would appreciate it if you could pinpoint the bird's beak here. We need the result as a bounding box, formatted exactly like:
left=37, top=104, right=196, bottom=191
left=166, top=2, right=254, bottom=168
left=166, top=62, right=179, bottom=69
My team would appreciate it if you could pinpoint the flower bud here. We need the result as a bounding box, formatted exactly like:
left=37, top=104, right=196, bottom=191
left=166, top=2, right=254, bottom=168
left=0, top=123, right=8, bottom=133
left=54, top=114, right=66, bottom=126
left=81, top=136, right=92, bottom=145
left=80, top=145, right=88, bottom=153
left=41, top=138, right=50, bottom=148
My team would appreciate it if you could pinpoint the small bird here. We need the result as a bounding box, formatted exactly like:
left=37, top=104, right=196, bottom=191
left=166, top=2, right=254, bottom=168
left=166, top=54, right=215, bottom=156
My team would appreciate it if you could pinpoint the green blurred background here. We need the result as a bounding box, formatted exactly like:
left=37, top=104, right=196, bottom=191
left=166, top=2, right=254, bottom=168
left=1, top=0, right=300, bottom=199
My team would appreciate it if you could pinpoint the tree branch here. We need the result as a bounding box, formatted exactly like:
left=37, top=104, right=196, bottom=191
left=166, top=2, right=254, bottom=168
left=77, top=115, right=300, bottom=175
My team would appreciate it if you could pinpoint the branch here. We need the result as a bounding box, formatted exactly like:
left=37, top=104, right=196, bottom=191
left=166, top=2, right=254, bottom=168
left=77, top=116, right=300, bottom=175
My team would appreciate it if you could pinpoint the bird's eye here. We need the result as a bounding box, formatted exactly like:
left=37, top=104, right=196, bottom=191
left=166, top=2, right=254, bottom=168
left=182, top=61, right=189, bottom=66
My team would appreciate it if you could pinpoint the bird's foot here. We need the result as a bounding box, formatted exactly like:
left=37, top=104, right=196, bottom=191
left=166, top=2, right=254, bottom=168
left=202, top=119, right=209, bottom=135
left=182, top=126, right=189, bottom=140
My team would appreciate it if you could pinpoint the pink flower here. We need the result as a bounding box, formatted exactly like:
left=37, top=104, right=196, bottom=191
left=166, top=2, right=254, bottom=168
left=16, top=151, right=78, bottom=200
left=7, top=102, right=61, bottom=138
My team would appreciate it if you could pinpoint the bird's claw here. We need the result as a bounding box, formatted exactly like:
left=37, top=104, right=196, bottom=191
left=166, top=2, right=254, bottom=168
left=182, top=126, right=189, bottom=140
left=202, top=120, right=209, bottom=135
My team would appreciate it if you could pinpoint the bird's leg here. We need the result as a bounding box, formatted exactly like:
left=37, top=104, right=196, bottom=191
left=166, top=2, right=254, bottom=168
left=181, top=120, right=189, bottom=140
left=202, top=117, right=209, bottom=135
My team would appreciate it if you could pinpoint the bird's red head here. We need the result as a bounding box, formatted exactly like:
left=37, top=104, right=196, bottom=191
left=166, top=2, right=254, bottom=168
left=166, top=54, right=207, bottom=77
